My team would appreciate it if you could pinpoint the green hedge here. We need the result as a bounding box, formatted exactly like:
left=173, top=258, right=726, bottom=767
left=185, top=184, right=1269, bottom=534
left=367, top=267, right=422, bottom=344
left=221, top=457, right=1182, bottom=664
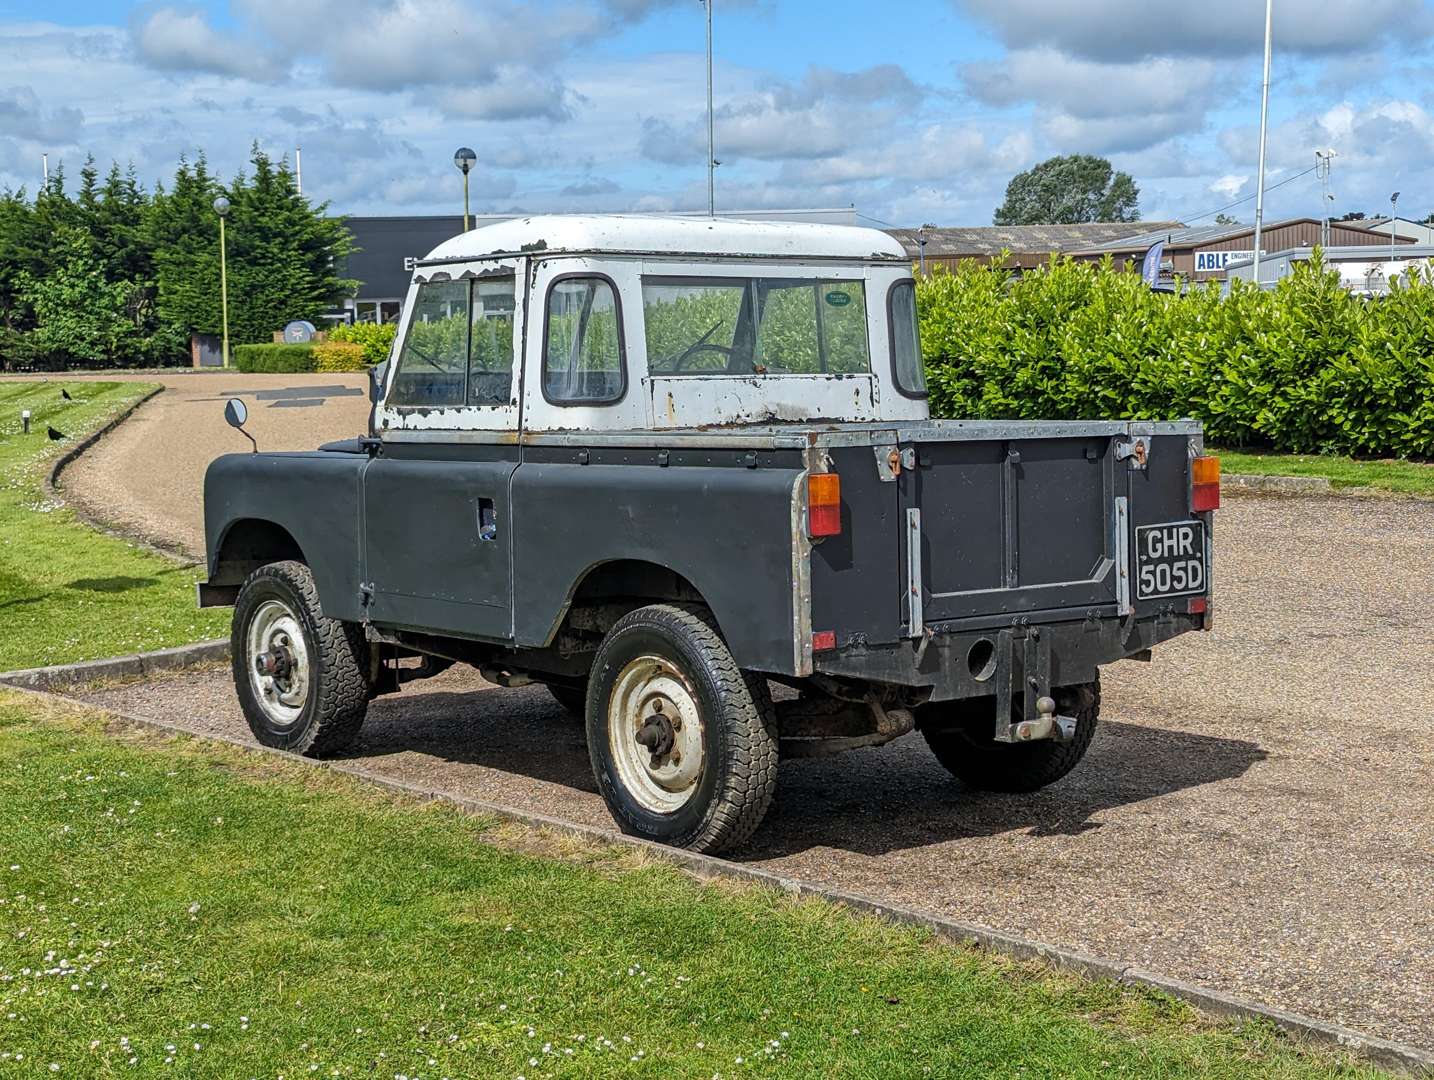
left=329, top=322, right=396, bottom=365
left=918, top=255, right=1434, bottom=459
left=232, top=343, right=315, bottom=373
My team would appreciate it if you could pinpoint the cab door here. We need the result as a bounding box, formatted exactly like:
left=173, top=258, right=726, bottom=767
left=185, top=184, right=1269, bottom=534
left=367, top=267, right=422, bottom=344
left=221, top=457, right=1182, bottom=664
left=363, top=258, right=526, bottom=641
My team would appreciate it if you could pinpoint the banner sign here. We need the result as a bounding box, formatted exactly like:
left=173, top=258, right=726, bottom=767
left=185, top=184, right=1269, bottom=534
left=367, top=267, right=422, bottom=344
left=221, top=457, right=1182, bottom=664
left=1140, top=241, right=1165, bottom=286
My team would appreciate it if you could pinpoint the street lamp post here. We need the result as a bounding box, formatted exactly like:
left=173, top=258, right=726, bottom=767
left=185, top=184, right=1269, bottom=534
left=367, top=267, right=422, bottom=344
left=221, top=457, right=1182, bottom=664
left=213, top=196, right=231, bottom=369
left=1389, top=191, right=1400, bottom=278
left=454, top=147, right=477, bottom=232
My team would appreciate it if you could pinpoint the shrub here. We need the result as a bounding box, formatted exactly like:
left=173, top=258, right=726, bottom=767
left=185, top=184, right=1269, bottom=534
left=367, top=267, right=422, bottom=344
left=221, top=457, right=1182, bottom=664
left=233, top=343, right=315, bottom=373
left=329, top=322, right=397, bottom=365
left=917, top=255, right=1434, bottom=459
left=312, top=341, right=368, bottom=372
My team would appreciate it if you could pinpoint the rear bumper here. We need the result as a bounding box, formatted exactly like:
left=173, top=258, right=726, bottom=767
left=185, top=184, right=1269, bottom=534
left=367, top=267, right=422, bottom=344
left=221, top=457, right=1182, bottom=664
left=813, top=611, right=1202, bottom=702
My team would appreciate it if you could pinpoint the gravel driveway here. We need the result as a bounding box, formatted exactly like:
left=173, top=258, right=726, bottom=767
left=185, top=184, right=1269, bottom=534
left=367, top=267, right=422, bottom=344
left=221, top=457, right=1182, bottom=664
left=73, top=493, right=1434, bottom=1050
left=54, top=372, right=370, bottom=557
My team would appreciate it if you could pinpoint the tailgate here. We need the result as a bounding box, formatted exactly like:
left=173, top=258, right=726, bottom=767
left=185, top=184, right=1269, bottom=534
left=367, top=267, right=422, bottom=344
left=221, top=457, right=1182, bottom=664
left=894, top=422, right=1202, bottom=633
left=901, top=433, right=1117, bottom=627
left=806, top=421, right=1205, bottom=646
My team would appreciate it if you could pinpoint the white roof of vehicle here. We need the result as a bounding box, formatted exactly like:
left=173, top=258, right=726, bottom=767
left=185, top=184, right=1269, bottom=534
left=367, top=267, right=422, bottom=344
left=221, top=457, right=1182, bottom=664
left=420, top=214, right=909, bottom=263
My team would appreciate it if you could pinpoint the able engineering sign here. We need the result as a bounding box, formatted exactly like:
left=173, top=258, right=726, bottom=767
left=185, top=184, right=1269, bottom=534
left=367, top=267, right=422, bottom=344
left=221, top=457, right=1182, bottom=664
left=1194, top=250, right=1255, bottom=273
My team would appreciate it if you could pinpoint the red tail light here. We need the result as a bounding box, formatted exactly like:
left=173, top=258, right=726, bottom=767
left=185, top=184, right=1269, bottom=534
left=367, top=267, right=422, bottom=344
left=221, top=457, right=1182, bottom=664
left=808, top=472, right=842, bottom=537
left=812, top=630, right=837, bottom=652
left=1191, top=455, right=1220, bottom=512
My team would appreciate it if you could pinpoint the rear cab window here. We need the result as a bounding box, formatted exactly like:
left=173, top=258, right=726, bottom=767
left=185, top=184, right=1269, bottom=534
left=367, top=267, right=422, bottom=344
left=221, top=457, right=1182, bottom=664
left=887, top=279, right=927, bottom=398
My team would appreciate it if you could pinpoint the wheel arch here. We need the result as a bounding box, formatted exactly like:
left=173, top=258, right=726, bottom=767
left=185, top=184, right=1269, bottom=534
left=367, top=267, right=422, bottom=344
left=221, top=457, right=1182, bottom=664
left=209, top=518, right=307, bottom=587
left=548, top=557, right=727, bottom=643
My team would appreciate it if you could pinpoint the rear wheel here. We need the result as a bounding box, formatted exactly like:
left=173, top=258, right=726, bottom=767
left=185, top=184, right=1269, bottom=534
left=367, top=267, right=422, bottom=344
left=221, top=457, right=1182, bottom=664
left=586, top=604, right=778, bottom=853
left=231, top=560, right=369, bottom=756
left=920, top=677, right=1100, bottom=793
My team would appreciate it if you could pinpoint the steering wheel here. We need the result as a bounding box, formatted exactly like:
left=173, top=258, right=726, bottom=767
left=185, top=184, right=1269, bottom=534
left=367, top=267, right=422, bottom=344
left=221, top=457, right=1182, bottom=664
left=668, top=320, right=734, bottom=372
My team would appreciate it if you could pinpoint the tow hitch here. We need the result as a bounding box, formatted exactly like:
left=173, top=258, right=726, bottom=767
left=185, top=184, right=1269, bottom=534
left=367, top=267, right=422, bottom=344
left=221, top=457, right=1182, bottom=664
left=1011, top=696, right=1078, bottom=743
left=991, top=628, right=1080, bottom=744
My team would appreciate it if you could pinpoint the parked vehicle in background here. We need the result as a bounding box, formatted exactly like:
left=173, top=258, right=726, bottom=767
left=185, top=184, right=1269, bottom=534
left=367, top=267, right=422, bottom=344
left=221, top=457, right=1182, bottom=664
left=201, top=216, right=1218, bottom=852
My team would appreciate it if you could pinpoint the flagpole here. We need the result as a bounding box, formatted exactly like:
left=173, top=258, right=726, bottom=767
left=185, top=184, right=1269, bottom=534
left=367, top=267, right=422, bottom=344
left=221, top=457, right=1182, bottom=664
left=705, top=0, right=715, bottom=217
left=1251, top=0, right=1273, bottom=282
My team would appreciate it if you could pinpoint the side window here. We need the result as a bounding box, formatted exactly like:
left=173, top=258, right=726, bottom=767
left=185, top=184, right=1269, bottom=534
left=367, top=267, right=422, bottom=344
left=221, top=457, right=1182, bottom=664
left=544, top=277, right=625, bottom=404
left=388, top=280, right=470, bottom=407
left=469, top=276, right=516, bottom=405
left=888, top=280, right=927, bottom=398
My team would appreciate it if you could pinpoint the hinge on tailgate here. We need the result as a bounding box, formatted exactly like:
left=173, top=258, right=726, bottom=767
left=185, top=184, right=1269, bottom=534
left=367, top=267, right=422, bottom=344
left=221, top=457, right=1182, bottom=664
left=1114, top=436, right=1150, bottom=470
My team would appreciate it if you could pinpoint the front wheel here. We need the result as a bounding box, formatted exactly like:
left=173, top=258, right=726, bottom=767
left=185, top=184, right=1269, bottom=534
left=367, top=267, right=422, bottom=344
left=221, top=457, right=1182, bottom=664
left=920, top=677, right=1100, bottom=793
left=586, top=604, right=778, bottom=853
left=231, top=560, right=370, bottom=756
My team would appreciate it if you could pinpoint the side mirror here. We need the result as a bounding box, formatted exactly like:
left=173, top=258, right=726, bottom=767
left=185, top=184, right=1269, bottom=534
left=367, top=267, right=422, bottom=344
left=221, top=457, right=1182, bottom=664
left=223, top=397, right=257, bottom=453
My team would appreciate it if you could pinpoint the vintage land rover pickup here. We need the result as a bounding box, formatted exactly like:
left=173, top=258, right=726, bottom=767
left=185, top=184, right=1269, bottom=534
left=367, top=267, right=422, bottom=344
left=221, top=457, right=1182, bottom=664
left=201, top=215, right=1217, bottom=853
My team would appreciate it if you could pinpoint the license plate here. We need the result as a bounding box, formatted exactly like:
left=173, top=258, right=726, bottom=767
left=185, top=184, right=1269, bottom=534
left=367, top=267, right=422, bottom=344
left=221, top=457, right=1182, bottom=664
left=1134, top=520, right=1207, bottom=600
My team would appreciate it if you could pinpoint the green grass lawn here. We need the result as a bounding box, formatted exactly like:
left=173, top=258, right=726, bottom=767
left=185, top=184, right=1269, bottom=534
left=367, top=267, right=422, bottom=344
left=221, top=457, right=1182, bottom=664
left=0, top=381, right=227, bottom=670
left=1215, top=447, right=1434, bottom=498
left=0, top=694, right=1383, bottom=1079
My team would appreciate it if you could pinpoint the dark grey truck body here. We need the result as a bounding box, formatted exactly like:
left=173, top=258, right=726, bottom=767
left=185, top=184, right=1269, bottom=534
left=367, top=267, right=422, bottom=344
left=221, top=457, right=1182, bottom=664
left=203, top=418, right=1208, bottom=706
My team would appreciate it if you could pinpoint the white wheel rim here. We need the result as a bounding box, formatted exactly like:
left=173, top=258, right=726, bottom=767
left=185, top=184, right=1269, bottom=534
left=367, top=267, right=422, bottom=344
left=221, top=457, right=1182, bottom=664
left=608, top=655, right=706, bottom=814
left=245, top=599, right=311, bottom=728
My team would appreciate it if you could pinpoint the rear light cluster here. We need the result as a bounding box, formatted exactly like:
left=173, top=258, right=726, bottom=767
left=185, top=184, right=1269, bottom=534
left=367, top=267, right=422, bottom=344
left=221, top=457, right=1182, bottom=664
left=1191, top=455, right=1220, bottom=512
left=807, top=472, right=842, bottom=537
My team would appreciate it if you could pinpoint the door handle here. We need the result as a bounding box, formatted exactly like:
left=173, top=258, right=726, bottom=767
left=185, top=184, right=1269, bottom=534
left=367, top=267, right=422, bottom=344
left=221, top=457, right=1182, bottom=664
left=477, top=498, right=497, bottom=542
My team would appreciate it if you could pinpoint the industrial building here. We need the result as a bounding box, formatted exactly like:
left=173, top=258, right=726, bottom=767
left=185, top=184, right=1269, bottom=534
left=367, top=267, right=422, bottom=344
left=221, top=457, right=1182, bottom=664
left=884, top=222, right=1181, bottom=272
left=1226, top=244, right=1434, bottom=295
left=1066, top=218, right=1411, bottom=282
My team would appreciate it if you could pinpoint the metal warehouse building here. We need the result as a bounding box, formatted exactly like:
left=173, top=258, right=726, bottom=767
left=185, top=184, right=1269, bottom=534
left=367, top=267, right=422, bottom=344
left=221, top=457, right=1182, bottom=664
left=1069, top=218, right=1412, bottom=282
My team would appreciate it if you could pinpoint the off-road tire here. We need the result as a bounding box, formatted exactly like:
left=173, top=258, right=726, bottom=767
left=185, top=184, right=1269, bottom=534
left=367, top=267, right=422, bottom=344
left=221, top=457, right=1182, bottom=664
left=920, top=676, right=1100, bottom=793
left=587, top=603, right=778, bottom=853
left=231, top=560, right=370, bottom=756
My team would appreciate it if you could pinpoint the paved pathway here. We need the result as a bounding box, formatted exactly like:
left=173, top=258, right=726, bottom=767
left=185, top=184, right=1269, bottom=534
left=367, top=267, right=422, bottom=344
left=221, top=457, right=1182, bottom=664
left=20, top=371, right=370, bottom=557
left=74, top=493, right=1434, bottom=1051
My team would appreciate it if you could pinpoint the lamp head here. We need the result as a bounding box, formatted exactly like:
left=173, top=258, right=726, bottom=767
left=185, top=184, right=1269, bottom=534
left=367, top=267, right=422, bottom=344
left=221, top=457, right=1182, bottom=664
left=453, top=147, right=477, bottom=175
left=213, top=195, right=230, bottom=217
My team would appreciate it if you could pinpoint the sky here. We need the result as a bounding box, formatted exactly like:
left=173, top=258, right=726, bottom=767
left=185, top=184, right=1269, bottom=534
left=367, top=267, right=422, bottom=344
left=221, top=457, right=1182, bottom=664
left=3, top=0, right=1433, bottom=228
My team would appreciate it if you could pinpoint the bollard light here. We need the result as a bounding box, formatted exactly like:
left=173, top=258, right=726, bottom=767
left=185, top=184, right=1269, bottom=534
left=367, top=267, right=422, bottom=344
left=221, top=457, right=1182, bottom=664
left=21, top=409, right=30, bottom=435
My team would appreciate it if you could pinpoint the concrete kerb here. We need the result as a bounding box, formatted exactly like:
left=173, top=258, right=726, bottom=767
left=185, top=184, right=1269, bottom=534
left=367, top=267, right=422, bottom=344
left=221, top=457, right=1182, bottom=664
left=0, top=664, right=1428, bottom=1076
left=0, top=639, right=228, bottom=692
left=1223, top=473, right=1335, bottom=496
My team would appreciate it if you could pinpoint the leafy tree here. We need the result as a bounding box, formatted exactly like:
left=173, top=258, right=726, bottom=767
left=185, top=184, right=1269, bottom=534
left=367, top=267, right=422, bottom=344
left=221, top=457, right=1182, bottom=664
left=993, top=155, right=1140, bottom=225
left=1213, top=213, right=1239, bottom=226
left=219, top=145, right=357, bottom=344
left=1337, top=211, right=1367, bottom=221
left=0, top=188, right=43, bottom=333
left=147, top=155, right=224, bottom=340
left=19, top=226, right=147, bottom=367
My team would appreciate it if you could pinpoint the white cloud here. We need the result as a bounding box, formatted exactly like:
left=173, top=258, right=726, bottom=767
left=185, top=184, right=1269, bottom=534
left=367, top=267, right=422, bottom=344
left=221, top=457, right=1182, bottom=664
left=131, top=6, right=285, bottom=81
left=956, top=0, right=1430, bottom=61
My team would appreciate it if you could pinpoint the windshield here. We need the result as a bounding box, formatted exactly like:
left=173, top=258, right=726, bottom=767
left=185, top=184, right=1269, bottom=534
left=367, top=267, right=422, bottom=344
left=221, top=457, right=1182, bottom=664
left=643, top=277, right=870, bottom=376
